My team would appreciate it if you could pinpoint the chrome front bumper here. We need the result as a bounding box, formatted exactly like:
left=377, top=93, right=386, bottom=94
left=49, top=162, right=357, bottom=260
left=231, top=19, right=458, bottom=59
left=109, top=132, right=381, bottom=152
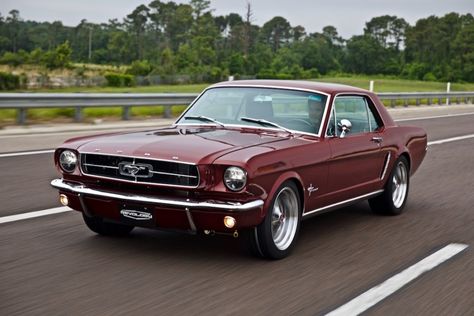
left=50, top=179, right=264, bottom=211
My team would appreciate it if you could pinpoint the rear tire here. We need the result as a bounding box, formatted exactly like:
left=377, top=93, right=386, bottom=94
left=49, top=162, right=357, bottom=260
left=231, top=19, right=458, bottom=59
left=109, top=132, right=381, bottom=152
left=369, top=156, right=410, bottom=215
left=82, top=213, right=134, bottom=236
left=244, top=181, right=302, bottom=259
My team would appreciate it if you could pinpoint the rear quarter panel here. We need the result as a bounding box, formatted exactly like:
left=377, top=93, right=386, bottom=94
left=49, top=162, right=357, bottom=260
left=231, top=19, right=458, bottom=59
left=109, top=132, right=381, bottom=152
left=381, top=125, right=427, bottom=176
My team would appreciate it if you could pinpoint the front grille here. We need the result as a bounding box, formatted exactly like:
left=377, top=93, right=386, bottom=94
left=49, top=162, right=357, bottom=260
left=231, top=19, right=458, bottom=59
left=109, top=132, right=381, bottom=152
left=80, top=153, right=199, bottom=187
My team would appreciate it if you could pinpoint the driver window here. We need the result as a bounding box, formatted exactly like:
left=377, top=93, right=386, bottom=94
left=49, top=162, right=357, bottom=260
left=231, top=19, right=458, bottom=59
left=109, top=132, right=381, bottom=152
left=329, top=96, right=377, bottom=137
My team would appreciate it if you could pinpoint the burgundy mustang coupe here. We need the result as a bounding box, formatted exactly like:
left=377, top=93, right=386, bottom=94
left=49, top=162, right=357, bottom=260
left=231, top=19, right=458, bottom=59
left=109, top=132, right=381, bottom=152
left=51, top=80, right=427, bottom=259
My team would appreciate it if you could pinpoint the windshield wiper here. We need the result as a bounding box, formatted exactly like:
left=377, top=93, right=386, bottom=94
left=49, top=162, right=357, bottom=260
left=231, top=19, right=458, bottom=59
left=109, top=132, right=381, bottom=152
left=240, top=117, right=293, bottom=134
left=184, top=116, right=225, bottom=127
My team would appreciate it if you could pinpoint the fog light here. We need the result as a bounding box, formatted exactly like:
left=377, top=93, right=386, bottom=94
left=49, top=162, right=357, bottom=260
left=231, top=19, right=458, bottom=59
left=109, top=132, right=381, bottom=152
left=59, top=194, right=69, bottom=206
left=223, top=216, right=236, bottom=228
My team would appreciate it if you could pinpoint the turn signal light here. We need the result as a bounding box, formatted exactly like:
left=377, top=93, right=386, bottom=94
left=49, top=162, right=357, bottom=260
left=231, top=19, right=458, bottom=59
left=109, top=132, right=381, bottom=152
left=59, top=194, right=69, bottom=206
left=223, top=216, right=236, bottom=229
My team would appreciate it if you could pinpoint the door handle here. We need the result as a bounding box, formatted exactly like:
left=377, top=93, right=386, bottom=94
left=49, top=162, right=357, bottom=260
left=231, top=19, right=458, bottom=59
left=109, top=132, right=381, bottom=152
left=371, top=136, right=383, bottom=143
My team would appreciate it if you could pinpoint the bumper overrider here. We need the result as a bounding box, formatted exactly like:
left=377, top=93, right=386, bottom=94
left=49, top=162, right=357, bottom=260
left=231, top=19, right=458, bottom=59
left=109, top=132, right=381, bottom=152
left=50, top=179, right=265, bottom=233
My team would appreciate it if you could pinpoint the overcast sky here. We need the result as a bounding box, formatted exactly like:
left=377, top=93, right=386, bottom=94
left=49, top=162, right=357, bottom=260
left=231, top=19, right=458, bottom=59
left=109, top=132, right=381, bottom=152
left=1, top=0, right=473, bottom=38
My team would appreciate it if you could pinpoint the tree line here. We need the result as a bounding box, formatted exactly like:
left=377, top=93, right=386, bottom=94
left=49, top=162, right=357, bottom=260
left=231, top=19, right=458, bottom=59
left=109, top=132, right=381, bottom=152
left=0, top=0, right=472, bottom=83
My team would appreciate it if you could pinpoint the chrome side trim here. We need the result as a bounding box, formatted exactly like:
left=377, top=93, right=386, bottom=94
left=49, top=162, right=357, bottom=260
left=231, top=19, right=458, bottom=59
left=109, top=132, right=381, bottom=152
left=302, top=190, right=384, bottom=218
left=380, top=152, right=391, bottom=180
left=51, top=179, right=263, bottom=212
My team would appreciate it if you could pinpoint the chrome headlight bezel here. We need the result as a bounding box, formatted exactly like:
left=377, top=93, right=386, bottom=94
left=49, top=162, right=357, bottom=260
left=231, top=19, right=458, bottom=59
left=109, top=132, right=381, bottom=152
left=59, top=150, right=77, bottom=173
left=223, top=166, right=247, bottom=192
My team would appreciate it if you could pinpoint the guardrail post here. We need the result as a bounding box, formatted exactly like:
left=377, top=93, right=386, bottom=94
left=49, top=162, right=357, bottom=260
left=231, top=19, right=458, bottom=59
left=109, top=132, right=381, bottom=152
left=404, top=99, right=408, bottom=107
left=74, top=107, right=83, bottom=122
left=446, top=82, right=451, bottom=106
left=17, top=108, right=27, bottom=125
left=391, top=99, right=396, bottom=108
left=416, top=98, right=420, bottom=106
left=428, top=98, right=432, bottom=105
left=163, top=105, right=171, bottom=118
left=438, top=97, right=442, bottom=105
left=122, top=106, right=131, bottom=120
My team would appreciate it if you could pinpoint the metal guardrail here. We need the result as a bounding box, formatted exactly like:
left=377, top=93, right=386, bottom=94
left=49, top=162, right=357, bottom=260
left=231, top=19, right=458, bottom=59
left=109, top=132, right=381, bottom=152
left=377, top=92, right=474, bottom=107
left=0, top=91, right=473, bottom=124
left=0, top=93, right=199, bottom=124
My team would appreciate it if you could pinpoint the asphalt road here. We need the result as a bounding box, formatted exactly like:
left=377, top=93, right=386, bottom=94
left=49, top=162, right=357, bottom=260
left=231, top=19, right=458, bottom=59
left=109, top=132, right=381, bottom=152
left=1, top=106, right=474, bottom=315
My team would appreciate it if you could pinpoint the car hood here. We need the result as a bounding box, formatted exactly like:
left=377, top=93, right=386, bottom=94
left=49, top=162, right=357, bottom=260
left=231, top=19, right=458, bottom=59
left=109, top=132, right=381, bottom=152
left=74, top=126, right=290, bottom=164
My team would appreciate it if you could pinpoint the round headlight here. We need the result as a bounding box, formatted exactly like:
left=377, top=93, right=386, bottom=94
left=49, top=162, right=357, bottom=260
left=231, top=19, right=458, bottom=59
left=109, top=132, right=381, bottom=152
left=224, top=167, right=247, bottom=191
left=59, top=150, right=77, bottom=173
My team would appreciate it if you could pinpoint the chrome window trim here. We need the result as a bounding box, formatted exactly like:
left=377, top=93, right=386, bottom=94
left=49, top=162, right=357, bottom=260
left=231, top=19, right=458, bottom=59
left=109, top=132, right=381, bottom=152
left=51, top=179, right=263, bottom=212
left=303, top=189, right=384, bottom=218
left=173, top=85, right=332, bottom=138
left=364, top=98, right=372, bottom=132
left=325, top=92, right=385, bottom=137
left=79, top=153, right=200, bottom=189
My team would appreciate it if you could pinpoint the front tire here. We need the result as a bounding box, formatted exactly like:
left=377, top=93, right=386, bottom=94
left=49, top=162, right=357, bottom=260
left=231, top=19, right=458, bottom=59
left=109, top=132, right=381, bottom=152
left=369, top=156, right=410, bottom=215
left=82, top=213, right=134, bottom=236
left=245, top=181, right=302, bottom=259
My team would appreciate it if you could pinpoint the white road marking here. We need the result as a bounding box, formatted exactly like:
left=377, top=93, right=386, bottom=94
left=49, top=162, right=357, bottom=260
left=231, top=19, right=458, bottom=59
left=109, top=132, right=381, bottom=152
left=325, top=243, right=469, bottom=316
left=0, top=149, right=54, bottom=158
left=428, top=134, right=474, bottom=146
left=395, top=112, right=474, bottom=122
left=0, top=206, right=71, bottom=224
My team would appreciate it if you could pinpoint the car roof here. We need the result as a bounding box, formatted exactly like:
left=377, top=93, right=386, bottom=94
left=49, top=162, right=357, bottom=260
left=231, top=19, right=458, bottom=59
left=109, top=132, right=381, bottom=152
left=209, top=80, right=369, bottom=95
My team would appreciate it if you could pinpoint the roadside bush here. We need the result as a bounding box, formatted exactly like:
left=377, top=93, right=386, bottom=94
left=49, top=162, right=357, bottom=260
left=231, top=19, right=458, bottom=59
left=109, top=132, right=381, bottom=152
left=401, top=62, right=429, bottom=80
left=104, top=73, right=135, bottom=87
left=127, top=60, right=153, bottom=76
left=0, top=72, right=20, bottom=90
left=42, top=41, right=73, bottom=69
left=122, top=74, right=135, bottom=87
left=256, top=69, right=275, bottom=79
left=274, top=73, right=293, bottom=80
left=0, top=52, right=25, bottom=66
left=256, top=70, right=293, bottom=80
left=423, top=72, right=437, bottom=81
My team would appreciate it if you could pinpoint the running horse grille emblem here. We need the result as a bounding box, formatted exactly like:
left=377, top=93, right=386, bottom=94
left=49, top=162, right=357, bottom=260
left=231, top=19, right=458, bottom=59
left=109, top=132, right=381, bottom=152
left=118, top=162, right=153, bottom=178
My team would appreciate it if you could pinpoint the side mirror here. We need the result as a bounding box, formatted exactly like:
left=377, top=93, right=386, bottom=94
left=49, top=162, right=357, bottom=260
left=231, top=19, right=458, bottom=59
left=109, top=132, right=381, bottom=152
left=337, top=119, right=352, bottom=138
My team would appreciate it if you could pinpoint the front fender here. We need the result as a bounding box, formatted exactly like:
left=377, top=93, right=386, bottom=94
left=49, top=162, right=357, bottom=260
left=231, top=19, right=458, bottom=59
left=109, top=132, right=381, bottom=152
left=261, top=171, right=305, bottom=217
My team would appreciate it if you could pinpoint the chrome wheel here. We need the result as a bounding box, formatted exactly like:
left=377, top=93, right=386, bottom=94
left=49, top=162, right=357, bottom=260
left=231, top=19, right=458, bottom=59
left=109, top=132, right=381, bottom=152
left=271, top=187, right=299, bottom=251
left=392, top=161, right=408, bottom=208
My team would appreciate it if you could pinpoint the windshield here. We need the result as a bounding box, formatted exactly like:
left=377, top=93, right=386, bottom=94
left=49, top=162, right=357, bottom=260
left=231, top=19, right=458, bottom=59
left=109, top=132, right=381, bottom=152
left=176, top=87, right=328, bottom=135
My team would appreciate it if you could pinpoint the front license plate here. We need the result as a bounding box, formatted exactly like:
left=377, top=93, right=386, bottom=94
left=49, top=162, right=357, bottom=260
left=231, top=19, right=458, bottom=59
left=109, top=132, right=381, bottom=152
left=120, top=206, right=154, bottom=226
